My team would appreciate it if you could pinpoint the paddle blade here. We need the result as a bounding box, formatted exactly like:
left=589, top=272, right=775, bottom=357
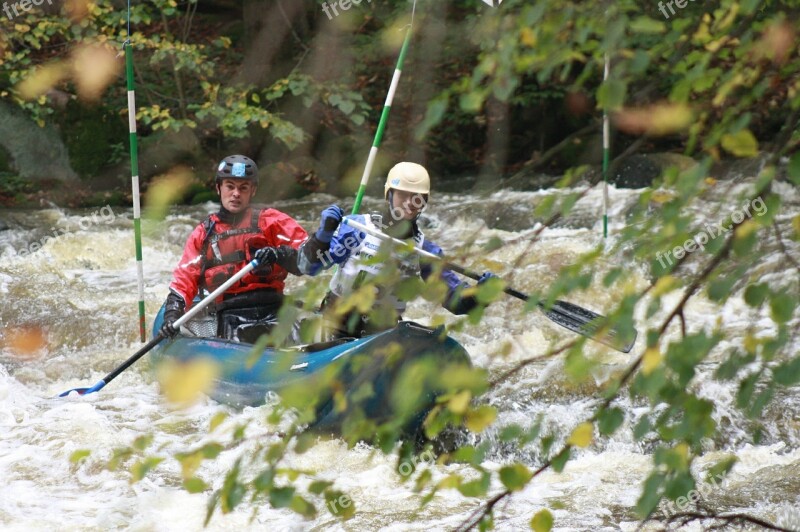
left=542, top=300, right=637, bottom=353
left=58, top=379, right=106, bottom=397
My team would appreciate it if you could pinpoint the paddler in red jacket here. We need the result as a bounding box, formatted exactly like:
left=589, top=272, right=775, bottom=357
left=160, top=155, right=308, bottom=342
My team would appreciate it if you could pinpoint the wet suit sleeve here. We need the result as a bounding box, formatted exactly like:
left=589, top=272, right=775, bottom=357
left=169, top=223, right=207, bottom=310
left=298, top=214, right=364, bottom=275
left=420, top=239, right=480, bottom=315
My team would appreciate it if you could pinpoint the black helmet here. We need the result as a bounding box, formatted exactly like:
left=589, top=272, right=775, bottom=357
left=215, top=155, right=258, bottom=186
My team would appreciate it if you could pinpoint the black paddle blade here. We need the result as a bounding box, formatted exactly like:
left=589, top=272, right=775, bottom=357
left=541, top=300, right=637, bottom=353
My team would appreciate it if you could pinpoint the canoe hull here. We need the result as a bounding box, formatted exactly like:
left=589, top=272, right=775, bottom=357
left=151, top=307, right=471, bottom=439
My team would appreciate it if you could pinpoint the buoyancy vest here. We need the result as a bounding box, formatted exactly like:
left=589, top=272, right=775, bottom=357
left=329, top=214, right=424, bottom=313
left=198, top=208, right=282, bottom=294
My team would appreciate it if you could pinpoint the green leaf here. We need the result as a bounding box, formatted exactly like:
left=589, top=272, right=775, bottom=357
left=550, top=448, right=571, bottom=473
left=773, top=358, right=800, bottom=386
left=184, top=477, right=208, bottom=493
left=769, top=293, right=795, bottom=323
left=629, top=16, right=666, bottom=34
left=721, top=129, right=759, bottom=158
left=597, top=79, right=626, bottom=110
left=744, top=283, right=769, bottom=307
left=499, top=464, right=533, bottom=492
left=325, top=490, right=354, bottom=519
left=290, top=495, right=317, bottom=518
left=70, top=449, right=91, bottom=463
left=530, top=509, right=554, bottom=532
left=633, top=416, right=652, bottom=440
left=635, top=472, right=664, bottom=518
left=499, top=424, right=523, bottom=442
left=664, top=471, right=694, bottom=500
left=130, top=457, right=164, bottom=482
left=707, top=275, right=737, bottom=302
left=133, top=434, right=153, bottom=451
left=597, top=407, right=625, bottom=436
left=269, top=486, right=296, bottom=509
left=457, top=471, right=490, bottom=497
left=788, top=153, right=800, bottom=186
left=209, top=412, right=228, bottom=432
left=309, top=480, right=334, bottom=495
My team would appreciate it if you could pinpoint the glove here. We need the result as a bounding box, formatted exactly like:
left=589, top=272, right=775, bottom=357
left=477, top=272, right=498, bottom=285
left=315, top=204, right=344, bottom=243
left=160, top=292, right=185, bottom=338
left=253, top=246, right=279, bottom=267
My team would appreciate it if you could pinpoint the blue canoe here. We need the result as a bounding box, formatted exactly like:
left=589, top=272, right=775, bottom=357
left=151, top=305, right=472, bottom=438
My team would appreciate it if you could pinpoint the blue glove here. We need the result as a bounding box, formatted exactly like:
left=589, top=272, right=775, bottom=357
left=253, top=246, right=279, bottom=266
left=477, top=272, right=498, bottom=285
left=316, top=205, right=344, bottom=243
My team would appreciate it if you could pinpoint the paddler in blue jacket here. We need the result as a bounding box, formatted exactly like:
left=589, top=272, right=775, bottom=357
left=299, top=161, right=495, bottom=337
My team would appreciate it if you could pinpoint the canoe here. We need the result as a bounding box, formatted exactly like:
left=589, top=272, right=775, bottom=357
left=151, top=304, right=472, bottom=439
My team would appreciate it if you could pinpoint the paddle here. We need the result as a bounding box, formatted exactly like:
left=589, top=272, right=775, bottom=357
left=343, top=218, right=637, bottom=353
left=58, top=259, right=260, bottom=397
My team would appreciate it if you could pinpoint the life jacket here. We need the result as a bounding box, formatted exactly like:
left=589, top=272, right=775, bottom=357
left=198, top=208, right=284, bottom=295
left=329, top=213, right=424, bottom=313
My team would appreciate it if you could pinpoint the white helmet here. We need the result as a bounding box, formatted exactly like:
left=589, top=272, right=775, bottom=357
left=384, top=162, right=430, bottom=200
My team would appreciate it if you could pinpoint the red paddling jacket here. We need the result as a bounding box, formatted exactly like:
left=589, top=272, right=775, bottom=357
left=169, top=207, right=308, bottom=309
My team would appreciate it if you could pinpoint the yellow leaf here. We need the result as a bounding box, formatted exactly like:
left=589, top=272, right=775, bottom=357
left=530, top=509, right=554, bottom=532
left=520, top=27, right=537, bottom=47
left=157, top=358, right=220, bottom=406
left=72, top=44, right=121, bottom=101
left=16, top=62, right=69, bottom=100
left=448, top=390, right=471, bottom=414
left=465, top=405, right=496, bottom=433
left=650, top=190, right=675, bottom=204
left=721, top=129, right=758, bottom=158
left=144, top=166, right=194, bottom=221
left=734, top=219, right=759, bottom=238
left=652, top=275, right=677, bottom=296
left=642, top=347, right=662, bottom=375
left=743, top=334, right=758, bottom=354
left=791, top=215, right=800, bottom=239
left=704, top=177, right=718, bottom=186
left=614, top=103, right=693, bottom=136
left=567, top=422, right=593, bottom=448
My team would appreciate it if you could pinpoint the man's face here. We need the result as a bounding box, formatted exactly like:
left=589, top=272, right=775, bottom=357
left=217, top=179, right=255, bottom=213
left=390, top=189, right=428, bottom=221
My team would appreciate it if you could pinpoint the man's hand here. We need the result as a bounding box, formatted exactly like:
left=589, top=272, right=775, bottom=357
left=160, top=292, right=185, bottom=338
left=316, top=204, right=344, bottom=243
left=253, top=246, right=279, bottom=266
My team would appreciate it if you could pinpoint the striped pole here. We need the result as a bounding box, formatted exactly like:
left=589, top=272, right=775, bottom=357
left=602, top=52, right=610, bottom=239
left=351, top=26, right=412, bottom=215
left=126, top=41, right=146, bottom=342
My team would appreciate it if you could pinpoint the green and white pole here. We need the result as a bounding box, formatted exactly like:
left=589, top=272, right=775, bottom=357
left=351, top=26, right=412, bottom=215
left=125, top=38, right=146, bottom=342
left=602, top=52, right=610, bottom=239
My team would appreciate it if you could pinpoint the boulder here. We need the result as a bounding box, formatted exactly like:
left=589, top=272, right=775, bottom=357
left=0, top=100, right=78, bottom=182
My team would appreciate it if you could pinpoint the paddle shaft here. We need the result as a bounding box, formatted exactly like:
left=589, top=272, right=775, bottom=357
left=342, top=218, right=636, bottom=353
left=60, top=260, right=259, bottom=396
left=343, top=218, right=530, bottom=301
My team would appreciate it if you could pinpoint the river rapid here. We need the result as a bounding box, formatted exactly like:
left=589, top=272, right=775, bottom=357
left=1, top=180, right=799, bottom=531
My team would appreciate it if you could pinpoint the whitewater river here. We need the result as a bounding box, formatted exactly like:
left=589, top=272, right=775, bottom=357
left=1, top=181, right=799, bottom=531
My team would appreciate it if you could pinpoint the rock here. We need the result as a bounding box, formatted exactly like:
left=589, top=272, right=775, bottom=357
left=612, top=153, right=698, bottom=188
left=0, top=100, right=78, bottom=182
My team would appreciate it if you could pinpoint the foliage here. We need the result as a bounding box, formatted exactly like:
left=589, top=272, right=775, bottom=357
left=32, top=0, right=800, bottom=529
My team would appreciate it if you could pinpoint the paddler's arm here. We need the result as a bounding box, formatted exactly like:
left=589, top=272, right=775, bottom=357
left=420, top=240, right=496, bottom=315
left=298, top=205, right=357, bottom=275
